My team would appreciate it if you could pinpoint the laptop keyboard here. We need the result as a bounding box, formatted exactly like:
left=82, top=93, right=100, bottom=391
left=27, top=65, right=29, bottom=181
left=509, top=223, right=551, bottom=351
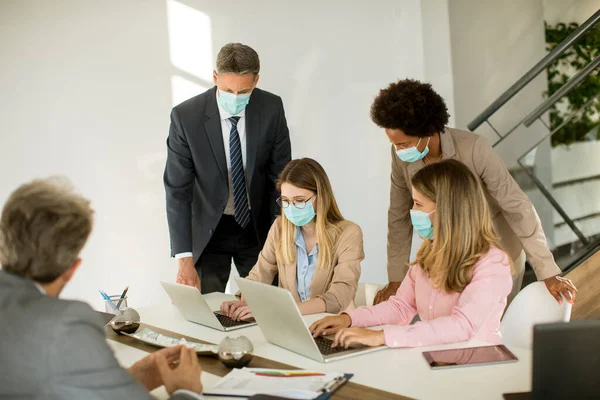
left=314, top=336, right=350, bottom=356
left=214, top=312, right=253, bottom=328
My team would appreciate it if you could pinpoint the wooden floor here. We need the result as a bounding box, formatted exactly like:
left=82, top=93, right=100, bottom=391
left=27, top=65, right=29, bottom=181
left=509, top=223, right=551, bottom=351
left=565, top=249, right=600, bottom=320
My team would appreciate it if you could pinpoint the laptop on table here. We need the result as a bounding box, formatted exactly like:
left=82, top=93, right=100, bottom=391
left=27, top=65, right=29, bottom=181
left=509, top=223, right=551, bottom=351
left=503, top=319, right=600, bottom=399
left=160, top=281, right=256, bottom=332
left=236, top=277, right=386, bottom=363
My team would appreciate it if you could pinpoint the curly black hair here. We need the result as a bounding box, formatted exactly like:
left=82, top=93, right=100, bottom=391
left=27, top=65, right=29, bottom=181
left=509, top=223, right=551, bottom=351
left=370, top=79, right=450, bottom=137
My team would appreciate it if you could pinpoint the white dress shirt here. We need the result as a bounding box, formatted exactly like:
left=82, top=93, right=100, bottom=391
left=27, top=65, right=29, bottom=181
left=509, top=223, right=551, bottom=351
left=33, top=281, right=47, bottom=295
left=175, top=90, right=247, bottom=259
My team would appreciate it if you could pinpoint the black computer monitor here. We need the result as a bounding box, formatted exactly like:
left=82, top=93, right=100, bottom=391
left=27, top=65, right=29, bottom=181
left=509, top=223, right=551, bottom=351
left=531, top=319, right=600, bottom=399
left=504, top=319, right=600, bottom=400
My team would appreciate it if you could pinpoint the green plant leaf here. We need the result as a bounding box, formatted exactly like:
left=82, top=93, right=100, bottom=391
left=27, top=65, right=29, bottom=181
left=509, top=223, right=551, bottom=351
left=546, top=21, right=600, bottom=147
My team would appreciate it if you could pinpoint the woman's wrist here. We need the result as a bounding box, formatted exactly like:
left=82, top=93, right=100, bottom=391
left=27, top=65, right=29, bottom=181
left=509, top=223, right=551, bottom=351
left=340, top=312, right=352, bottom=327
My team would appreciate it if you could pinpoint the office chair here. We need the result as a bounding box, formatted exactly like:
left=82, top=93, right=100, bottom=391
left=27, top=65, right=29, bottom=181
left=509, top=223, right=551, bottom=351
left=500, top=281, right=571, bottom=349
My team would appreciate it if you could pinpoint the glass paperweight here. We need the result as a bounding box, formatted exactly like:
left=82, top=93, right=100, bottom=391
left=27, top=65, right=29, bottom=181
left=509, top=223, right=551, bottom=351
left=218, top=335, right=254, bottom=368
left=109, top=307, right=141, bottom=334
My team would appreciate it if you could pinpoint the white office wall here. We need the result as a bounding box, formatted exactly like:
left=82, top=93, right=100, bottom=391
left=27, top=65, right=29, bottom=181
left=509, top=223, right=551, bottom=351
left=447, top=0, right=548, bottom=142
left=420, top=0, right=456, bottom=128
left=445, top=0, right=559, bottom=243
left=543, top=0, right=600, bottom=25
left=0, top=0, right=426, bottom=308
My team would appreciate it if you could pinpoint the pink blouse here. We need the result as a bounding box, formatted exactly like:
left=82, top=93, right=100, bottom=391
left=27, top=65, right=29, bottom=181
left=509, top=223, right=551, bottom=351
left=347, top=248, right=513, bottom=348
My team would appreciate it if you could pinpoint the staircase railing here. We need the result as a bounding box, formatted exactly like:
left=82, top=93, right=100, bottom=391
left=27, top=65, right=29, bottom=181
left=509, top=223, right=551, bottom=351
left=467, top=8, right=600, bottom=259
left=468, top=9, right=600, bottom=135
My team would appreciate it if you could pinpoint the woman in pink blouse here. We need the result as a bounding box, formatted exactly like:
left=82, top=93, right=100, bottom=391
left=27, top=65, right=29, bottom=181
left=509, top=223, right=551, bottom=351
left=310, top=159, right=513, bottom=349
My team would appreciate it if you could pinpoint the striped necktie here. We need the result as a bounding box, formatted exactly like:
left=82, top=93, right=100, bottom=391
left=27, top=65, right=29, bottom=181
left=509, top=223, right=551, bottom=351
left=228, top=116, right=251, bottom=228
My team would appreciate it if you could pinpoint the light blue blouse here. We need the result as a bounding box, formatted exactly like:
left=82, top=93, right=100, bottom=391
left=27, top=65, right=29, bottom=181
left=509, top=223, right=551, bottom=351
left=295, top=227, right=319, bottom=302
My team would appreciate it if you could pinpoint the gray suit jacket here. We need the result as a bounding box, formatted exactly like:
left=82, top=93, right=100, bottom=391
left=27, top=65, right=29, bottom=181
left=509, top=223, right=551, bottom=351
left=0, top=271, right=199, bottom=400
left=164, top=87, right=291, bottom=261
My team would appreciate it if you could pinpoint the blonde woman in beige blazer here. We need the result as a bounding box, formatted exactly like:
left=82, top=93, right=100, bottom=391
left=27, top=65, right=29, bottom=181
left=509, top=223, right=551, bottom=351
left=221, top=158, right=364, bottom=321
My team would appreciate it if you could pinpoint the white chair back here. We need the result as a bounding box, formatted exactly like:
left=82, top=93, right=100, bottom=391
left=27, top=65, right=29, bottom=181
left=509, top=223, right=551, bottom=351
left=500, top=281, right=571, bottom=349
left=354, top=282, right=384, bottom=307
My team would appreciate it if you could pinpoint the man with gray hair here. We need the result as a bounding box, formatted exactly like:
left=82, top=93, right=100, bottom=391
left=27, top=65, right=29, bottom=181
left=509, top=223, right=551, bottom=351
left=0, top=178, right=204, bottom=399
left=165, top=43, right=291, bottom=293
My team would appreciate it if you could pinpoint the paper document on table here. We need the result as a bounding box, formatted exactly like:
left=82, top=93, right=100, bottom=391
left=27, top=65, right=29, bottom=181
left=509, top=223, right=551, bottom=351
left=204, top=368, right=349, bottom=399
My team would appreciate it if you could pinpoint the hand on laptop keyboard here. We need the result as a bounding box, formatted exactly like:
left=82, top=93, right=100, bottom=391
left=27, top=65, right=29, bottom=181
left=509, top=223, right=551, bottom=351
left=220, top=300, right=253, bottom=321
left=331, top=327, right=385, bottom=349
left=314, top=336, right=350, bottom=355
left=215, top=313, right=254, bottom=328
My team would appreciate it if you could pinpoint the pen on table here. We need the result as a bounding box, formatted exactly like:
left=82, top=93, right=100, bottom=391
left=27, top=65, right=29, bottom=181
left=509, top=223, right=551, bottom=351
left=253, top=371, right=326, bottom=378
left=116, top=286, right=129, bottom=309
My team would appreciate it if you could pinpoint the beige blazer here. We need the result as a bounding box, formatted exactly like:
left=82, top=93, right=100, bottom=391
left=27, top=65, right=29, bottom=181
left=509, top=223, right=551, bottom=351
left=387, top=127, right=561, bottom=282
left=247, top=217, right=364, bottom=314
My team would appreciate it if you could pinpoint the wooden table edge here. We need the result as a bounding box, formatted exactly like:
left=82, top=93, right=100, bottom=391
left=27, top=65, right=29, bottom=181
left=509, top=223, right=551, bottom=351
left=105, top=322, right=413, bottom=400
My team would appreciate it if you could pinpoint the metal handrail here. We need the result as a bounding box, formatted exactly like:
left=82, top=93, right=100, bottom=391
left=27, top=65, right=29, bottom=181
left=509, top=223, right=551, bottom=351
left=467, top=8, right=600, bottom=132
left=519, top=160, right=590, bottom=246
left=523, top=55, right=600, bottom=126
left=513, top=92, right=600, bottom=247
left=491, top=57, right=600, bottom=148
left=562, top=236, right=600, bottom=275
left=518, top=91, right=600, bottom=163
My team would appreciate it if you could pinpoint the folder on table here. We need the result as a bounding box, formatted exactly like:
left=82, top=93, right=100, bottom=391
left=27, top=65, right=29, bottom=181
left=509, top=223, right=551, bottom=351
left=204, top=368, right=352, bottom=399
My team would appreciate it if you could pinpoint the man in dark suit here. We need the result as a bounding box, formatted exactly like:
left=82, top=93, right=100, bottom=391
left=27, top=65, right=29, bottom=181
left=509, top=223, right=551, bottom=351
left=0, top=178, right=204, bottom=399
left=164, top=43, right=291, bottom=293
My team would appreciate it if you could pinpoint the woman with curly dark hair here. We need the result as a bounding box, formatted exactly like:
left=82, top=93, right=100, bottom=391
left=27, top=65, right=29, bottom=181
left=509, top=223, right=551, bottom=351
left=370, top=79, right=576, bottom=308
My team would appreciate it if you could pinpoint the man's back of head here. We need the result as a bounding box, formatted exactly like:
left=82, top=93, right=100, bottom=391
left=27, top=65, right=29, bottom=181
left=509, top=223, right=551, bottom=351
left=0, top=177, right=93, bottom=296
left=0, top=179, right=203, bottom=399
left=0, top=178, right=110, bottom=399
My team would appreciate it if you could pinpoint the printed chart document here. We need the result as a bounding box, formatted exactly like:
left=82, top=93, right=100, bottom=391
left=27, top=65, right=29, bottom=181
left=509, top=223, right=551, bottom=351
left=204, top=368, right=349, bottom=399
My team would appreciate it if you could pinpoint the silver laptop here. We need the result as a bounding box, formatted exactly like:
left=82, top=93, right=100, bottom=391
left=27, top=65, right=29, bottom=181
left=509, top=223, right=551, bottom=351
left=236, top=277, right=386, bottom=363
left=160, top=281, right=256, bottom=332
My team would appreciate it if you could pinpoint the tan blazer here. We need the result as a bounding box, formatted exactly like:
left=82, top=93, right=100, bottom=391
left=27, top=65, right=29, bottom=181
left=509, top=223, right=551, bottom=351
left=247, top=217, right=364, bottom=314
left=387, top=127, right=561, bottom=282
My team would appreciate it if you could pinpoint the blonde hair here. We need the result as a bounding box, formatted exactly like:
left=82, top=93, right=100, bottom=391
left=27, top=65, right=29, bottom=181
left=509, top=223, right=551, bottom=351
left=412, top=160, right=509, bottom=293
left=276, top=158, right=344, bottom=269
left=0, top=177, right=94, bottom=283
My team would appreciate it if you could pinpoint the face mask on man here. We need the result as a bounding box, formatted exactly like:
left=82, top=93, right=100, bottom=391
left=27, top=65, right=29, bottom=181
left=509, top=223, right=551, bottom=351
left=396, top=137, right=430, bottom=163
left=218, top=89, right=251, bottom=115
left=284, top=200, right=316, bottom=227
left=410, top=209, right=435, bottom=239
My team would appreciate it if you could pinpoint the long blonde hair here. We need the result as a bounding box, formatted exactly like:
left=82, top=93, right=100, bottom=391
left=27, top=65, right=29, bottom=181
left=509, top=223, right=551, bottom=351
left=276, top=158, right=344, bottom=269
left=412, top=159, right=508, bottom=293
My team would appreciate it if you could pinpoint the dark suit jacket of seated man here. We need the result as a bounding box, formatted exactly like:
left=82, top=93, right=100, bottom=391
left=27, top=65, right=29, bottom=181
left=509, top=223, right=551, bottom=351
left=164, top=43, right=291, bottom=293
left=0, top=178, right=204, bottom=399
